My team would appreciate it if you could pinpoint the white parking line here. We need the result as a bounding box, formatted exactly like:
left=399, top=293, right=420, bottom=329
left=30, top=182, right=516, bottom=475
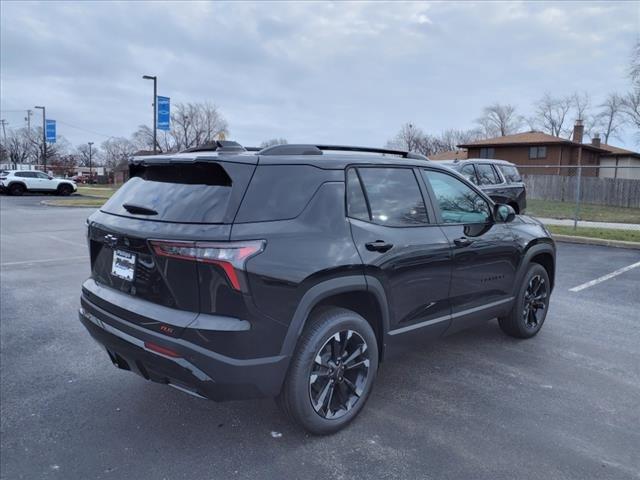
left=569, top=260, right=640, bottom=292
left=0, top=255, right=87, bottom=267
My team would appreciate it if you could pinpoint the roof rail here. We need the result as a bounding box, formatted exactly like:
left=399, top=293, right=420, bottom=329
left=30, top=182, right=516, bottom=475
left=181, top=140, right=246, bottom=153
left=259, top=144, right=427, bottom=160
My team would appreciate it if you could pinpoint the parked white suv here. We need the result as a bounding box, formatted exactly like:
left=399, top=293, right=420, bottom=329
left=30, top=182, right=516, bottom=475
left=0, top=170, right=77, bottom=196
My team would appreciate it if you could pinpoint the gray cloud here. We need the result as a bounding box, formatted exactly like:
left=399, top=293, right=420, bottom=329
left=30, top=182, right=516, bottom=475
left=1, top=1, right=637, bottom=149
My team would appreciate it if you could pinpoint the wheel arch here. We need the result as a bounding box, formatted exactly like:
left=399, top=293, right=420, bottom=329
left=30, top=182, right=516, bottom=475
left=515, top=242, right=556, bottom=294
left=7, top=181, right=27, bottom=193
left=280, top=275, right=390, bottom=361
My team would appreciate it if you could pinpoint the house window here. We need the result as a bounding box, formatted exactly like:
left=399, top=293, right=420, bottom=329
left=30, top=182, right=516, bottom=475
left=479, top=147, right=495, bottom=159
left=529, top=146, right=547, bottom=159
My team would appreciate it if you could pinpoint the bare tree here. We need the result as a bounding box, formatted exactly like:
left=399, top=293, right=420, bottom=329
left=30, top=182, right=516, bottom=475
left=630, top=40, right=640, bottom=89
left=622, top=41, right=640, bottom=144
left=621, top=88, right=640, bottom=141
left=532, top=93, right=573, bottom=137
left=132, top=101, right=229, bottom=153
left=437, top=128, right=482, bottom=151
left=2, top=128, right=32, bottom=166
left=75, top=143, right=103, bottom=167
left=475, top=103, right=523, bottom=137
left=260, top=138, right=288, bottom=148
left=596, top=93, right=625, bottom=144
left=101, top=137, right=137, bottom=170
left=386, top=123, right=429, bottom=154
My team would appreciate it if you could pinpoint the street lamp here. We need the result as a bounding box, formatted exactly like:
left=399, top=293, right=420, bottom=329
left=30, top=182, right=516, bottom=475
left=88, top=142, right=94, bottom=183
left=34, top=106, right=46, bottom=170
left=142, top=75, right=157, bottom=153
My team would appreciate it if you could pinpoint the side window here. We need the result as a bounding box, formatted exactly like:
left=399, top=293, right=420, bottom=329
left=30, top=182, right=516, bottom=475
left=346, top=169, right=369, bottom=221
left=479, top=147, right=495, bottom=159
left=357, top=167, right=428, bottom=226
left=498, top=165, right=522, bottom=183
left=476, top=164, right=500, bottom=185
left=529, top=146, right=547, bottom=159
left=422, top=170, right=491, bottom=224
left=37, top=172, right=49, bottom=179
left=15, top=172, right=30, bottom=178
left=459, top=164, right=478, bottom=184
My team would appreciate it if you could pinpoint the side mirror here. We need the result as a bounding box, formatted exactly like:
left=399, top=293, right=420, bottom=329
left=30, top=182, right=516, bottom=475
left=495, top=204, right=516, bottom=223
left=48, top=175, right=53, bottom=180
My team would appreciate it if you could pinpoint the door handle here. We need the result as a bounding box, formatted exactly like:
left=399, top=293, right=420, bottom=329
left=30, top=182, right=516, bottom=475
left=365, top=240, right=393, bottom=253
left=454, top=237, right=474, bottom=247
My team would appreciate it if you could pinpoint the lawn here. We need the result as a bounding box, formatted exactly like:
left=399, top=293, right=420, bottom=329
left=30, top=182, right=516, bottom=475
left=548, top=225, right=640, bottom=243
left=527, top=199, right=640, bottom=224
left=46, top=197, right=108, bottom=207
left=76, top=186, right=118, bottom=198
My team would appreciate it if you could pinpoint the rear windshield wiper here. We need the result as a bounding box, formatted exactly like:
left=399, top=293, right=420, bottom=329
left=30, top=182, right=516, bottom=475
left=122, top=203, right=158, bottom=216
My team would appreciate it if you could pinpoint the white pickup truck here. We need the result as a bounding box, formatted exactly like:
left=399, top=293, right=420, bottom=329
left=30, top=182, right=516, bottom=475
left=0, top=170, right=77, bottom=196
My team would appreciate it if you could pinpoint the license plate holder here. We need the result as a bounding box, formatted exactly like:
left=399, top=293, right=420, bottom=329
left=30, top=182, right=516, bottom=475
left=111, top=249, right=136, bottom=281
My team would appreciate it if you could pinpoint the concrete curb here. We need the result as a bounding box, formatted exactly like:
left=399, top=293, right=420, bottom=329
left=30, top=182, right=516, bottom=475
left=552, top=234, right=640, bottom=250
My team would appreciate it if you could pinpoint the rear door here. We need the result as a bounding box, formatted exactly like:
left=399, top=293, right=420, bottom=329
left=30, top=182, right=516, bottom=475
left=420, top=168, right=519, bottom=333
left=87, top=158, right=256, bottom=333
left=347, top=166, right=452, bottom=338
left=35, top=171, right=57, bottom=190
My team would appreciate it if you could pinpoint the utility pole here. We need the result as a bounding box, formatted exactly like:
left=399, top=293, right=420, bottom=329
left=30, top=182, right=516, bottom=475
left=1, top=119, right=7, bottom=166
left=88, top=142, right=94, bottom=183
left=0, top=119, right=7, bottom=143
left=34, top=106, right=46, bottom=170
left=25, top=109, right=32, bottom=130
left=142, top=75, right=158, bottom=153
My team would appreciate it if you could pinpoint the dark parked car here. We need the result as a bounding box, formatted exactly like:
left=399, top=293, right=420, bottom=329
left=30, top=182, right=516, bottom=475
left=79, top=141, right=555, bottom=434
left=436, top=159, right=527, bottom=214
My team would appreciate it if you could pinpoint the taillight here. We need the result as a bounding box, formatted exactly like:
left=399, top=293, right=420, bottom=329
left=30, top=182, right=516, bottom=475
left=149, top=240, right=265, bottom=291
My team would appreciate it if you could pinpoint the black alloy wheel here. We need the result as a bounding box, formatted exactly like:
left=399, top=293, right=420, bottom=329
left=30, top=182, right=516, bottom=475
left=309, top=330, right=370, bottom=420
left=523, top=274, right=547, bottom=330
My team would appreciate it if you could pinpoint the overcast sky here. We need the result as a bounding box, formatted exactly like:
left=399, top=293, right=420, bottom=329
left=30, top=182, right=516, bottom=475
left=1, top=1, right=638, bottom=150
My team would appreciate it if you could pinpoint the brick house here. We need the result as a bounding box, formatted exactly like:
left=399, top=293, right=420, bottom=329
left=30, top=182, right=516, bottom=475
left=455, top=121, right=613, bottom=176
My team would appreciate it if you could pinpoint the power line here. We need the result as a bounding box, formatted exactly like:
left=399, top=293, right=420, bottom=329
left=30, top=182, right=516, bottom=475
left=55, top=120, right=115, bottom=139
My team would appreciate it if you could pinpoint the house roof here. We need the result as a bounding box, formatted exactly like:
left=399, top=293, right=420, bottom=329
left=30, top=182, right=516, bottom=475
left=599, top=143, right=640, bottom=158
left=457, top=131, right=608, bottom=153
left=428, top=149, right=468, bottom=161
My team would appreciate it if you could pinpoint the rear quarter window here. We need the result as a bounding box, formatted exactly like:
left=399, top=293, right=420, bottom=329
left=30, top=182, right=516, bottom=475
left=234, top=165, right=338, bottom=223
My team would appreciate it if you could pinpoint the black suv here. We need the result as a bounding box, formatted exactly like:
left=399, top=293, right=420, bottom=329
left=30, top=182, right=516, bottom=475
left=79, top=142, right=555, bottom=434
left=437, top=159, right=527, bottom=214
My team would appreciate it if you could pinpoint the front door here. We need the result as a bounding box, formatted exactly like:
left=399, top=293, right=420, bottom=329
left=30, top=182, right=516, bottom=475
left=420, top=168, right=519, bottom=333
left=346, top=166, right=452, bottom=339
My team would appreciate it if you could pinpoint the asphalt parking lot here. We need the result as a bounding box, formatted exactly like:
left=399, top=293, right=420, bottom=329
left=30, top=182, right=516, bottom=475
left=1, top=195, right=639, bottom=480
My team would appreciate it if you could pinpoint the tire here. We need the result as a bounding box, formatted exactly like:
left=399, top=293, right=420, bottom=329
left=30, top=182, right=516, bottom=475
left=498, top=263, right=550, bottom=338
left=509, top=202, right=520, bottom=214
left=57, top=184, right=73, bottom=196
left=9, top=183, right=25, bottom=196
left=277, top=307, right=379, bottom=435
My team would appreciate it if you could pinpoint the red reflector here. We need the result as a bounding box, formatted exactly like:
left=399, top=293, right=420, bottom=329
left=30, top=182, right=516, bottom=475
left=144, top=341, right=181, bottom=358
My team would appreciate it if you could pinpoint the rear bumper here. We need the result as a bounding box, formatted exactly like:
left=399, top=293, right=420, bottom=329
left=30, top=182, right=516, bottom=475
left=79, top=293, right=289, bottom=401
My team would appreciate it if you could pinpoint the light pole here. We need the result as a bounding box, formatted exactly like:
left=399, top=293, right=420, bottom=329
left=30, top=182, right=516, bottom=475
left=34, top=106, right=46, bottom=170
left=88, top=142, right=94, bottom=183
left=142, top=75, right=157, bottom=153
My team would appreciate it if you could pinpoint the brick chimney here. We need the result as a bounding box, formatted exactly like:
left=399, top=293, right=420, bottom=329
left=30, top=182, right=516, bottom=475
left=572, top=119, right=584, bottom=144
left=591, top=134, right=601, bottom=148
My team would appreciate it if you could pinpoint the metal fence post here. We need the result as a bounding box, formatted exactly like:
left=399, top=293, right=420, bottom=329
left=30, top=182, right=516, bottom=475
left=573, top=165, right=582, bottom=231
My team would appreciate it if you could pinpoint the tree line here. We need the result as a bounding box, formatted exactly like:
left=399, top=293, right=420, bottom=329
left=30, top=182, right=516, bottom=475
left=388, top=42, right=640, bottom=156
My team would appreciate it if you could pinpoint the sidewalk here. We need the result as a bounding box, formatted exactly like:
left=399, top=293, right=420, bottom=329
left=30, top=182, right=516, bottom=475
left=538, top=217, right=640, bottom=231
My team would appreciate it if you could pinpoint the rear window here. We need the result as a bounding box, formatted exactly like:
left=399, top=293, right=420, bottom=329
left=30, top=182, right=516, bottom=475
left=101, top=161, right=255, bottom=224
left=498, top=165, right=522, bottom=182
